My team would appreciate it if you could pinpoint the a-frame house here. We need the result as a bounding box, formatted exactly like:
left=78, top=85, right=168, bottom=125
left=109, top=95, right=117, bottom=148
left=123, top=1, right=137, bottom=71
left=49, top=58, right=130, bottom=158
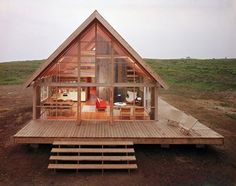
left=14, top=11, right=223, bottom=150
left=25, top=10, right=167, bottom=122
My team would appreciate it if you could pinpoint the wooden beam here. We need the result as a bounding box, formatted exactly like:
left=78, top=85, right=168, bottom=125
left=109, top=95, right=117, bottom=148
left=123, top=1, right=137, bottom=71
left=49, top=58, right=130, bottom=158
left=154, top=85, right=158, bottom=121
left=77, top=38, right=81, bottom=123
left=77, top=87, right=81, bottom=123
left=33, top=85, right=41, bottom=119
left=32, top=85, right=36, bottom=119
left=110, top=40, right=114, bottom=123
left=49, top=82, right=156, bottom=87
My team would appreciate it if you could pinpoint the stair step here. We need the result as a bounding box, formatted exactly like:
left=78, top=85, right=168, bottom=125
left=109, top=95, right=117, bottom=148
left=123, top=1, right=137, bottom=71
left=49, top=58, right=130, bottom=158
left=51, top=148, right=135, bottom=153
left=53, top=141, right=133, bottom=146
left=49, top=141, right=137, bottom=171
left=126, top=75, right=138, bottom=77
left=48, top=163, right=138, bottom=170
left=49, top=155, right=136, bottom=161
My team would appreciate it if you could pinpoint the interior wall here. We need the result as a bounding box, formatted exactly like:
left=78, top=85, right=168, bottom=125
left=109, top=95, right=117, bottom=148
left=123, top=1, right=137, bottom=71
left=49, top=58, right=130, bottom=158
left=96, top=87, right=110, bottom=100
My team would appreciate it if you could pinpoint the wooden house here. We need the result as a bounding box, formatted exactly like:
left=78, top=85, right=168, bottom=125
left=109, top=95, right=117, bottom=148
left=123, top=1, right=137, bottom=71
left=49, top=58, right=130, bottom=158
left=14, top=11, right=223, bottom=147
left=24, top=10, right=167, bottom=122
left=14, top=10, right=223, bottom=171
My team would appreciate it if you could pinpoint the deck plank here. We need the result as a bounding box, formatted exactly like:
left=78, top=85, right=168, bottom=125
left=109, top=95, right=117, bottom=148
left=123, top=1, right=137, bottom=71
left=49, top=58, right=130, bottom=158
left=14, top=120, right=224, bottom=145
left=51, top=148, right=135, bottom=153
left=49, top=155, right=136, bottom=161
left=48, top=164, right=137, bottom=170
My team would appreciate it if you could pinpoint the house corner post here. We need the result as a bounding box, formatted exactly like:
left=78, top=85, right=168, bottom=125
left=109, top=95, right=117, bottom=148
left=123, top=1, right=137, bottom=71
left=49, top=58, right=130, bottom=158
left=33, top=84, right=41, bottom=119
left=154, top=85, right=159, bottom=121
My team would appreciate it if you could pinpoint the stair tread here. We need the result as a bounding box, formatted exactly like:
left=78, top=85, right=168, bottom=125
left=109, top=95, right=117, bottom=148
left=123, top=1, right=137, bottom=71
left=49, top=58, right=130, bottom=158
left=53, top=141, right=133, bottom=146
left=48, top=163, right=137, bottom=169
left=126, top=75, right=138, bottom=77
left=51, top=148, right=135, bottom=153
left=49, top=155, right=136, bottom=161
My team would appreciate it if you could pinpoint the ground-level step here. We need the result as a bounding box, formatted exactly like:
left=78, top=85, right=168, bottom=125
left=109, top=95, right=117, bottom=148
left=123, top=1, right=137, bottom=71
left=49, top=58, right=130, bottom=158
left=50, top=155, right=136, bottom=161
left=51, top=148, right=135, bottom=153
left=48, top=163, right=138, bottom=170
left=53, top=141, right=134, bottom=146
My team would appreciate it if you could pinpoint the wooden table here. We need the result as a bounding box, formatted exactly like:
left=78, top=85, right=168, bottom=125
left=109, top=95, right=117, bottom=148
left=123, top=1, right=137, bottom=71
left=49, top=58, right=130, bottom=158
left=43, top=101, right=75, bottom=116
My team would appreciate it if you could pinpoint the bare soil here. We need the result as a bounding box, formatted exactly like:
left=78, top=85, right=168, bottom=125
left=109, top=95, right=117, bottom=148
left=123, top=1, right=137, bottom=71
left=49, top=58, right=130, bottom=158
left=0, top=85, right=236, bottom=186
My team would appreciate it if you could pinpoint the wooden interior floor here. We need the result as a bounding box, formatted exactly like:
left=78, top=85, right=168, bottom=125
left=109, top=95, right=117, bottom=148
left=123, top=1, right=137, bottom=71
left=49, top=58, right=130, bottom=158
left=14, top=119, right=223, bottom=145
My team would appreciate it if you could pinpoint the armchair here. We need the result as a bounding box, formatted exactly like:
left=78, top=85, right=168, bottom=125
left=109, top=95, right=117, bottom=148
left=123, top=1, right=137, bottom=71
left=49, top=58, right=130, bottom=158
left=96, top=97, right=107, bottom=111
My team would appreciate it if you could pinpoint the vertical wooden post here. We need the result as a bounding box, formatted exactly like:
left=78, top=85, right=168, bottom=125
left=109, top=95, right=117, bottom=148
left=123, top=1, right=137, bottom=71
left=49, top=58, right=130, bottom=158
left=55, top=63, right=59, bottom=119
left=77, top=38, right=81, bottom=124
left=95, top=21, right=97, bottom=86
left=110, top=87, right=114, bottom=123
left=154, top=85, right=159, bottom=121
left=33, top=85, right=36, bottom=120
left=77, top=86, right=81, bottom=123
left=110, top=40, right=114, bottom=123
left=33, top=84, right=41, bottom=119
left=133, top=62, right=135, bottom=121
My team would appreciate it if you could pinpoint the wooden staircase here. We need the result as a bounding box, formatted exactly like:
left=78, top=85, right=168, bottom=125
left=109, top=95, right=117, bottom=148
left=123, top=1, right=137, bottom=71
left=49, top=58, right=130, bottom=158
left=48, top=141, right=137, bottom=172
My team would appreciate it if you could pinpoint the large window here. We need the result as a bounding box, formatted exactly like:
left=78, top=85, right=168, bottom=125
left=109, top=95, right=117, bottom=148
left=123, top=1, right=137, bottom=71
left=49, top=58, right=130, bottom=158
left=96, top=57, right=111, bottom=83
left=114, top=58, right=134, bottom=83
left=80, top=86, right=110, bottom=120
left=38, top=86, right=78, bottom=120
left=39, top=41, right=78, bottom=84
left=80, top=55, right=95, bottom=83
left=113, top=86, right=155, bottom=120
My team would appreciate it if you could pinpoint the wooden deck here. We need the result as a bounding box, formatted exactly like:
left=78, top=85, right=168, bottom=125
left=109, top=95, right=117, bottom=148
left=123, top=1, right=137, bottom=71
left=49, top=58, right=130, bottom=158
left=14, top=99, right=224, bottom=145
left=14, top=119, right=223, bottom=145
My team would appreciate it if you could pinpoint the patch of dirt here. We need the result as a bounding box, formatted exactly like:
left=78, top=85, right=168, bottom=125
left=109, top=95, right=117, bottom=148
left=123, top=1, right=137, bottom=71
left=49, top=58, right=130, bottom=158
left=0, top=85, right=236, bottom=186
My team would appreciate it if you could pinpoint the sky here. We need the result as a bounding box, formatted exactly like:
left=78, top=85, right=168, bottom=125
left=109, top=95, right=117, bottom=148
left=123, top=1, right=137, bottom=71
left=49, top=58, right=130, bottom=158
left=0, top=0, right=236, bottom=62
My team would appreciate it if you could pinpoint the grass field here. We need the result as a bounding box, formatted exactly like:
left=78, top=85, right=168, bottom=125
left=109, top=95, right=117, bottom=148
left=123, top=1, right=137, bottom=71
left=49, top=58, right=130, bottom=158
left=0, top=60, right=44, bottom=85
left=146, top=58, right=236, bottom=91
left=0, top=58, right=236, bottom=92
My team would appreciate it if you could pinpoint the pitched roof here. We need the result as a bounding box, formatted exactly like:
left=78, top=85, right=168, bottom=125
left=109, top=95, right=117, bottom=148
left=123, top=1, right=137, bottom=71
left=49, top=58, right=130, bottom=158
left=25, top=10, right=168, bottom=89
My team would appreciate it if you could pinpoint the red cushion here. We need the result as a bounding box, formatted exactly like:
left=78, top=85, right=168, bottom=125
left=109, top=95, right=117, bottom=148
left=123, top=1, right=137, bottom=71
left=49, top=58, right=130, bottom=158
left=100, top=100, right=106, bottom=107
left=96, top=97, right=107, bottom=109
